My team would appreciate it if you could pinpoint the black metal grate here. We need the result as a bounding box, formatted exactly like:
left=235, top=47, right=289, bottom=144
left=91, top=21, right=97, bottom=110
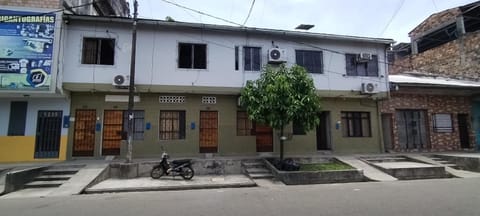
left=34, top=111, right=63, bottom=158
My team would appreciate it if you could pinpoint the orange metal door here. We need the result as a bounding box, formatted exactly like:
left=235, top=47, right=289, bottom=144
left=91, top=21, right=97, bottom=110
left=73, top=110, right=96, bottom=156
left=102, top=110, right=123, bottom=155
left=199, top=111, right=218, bottom=153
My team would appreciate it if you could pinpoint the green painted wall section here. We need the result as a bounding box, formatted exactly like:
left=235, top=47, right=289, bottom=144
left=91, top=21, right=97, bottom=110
left=67, top=93, right=382, bottom=159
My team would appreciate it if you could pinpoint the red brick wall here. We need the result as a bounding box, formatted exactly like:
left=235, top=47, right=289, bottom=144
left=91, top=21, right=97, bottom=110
left=381, top=93, right=475, bottom=151
left=409, top=8, right=460, bottom=39
left=0, top=0, right=61, bottom=9
left=390, top=32, right=480, bottom=80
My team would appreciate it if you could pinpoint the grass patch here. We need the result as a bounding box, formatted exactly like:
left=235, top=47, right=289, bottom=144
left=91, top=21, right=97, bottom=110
left=300, top=162, right=353, bottom=171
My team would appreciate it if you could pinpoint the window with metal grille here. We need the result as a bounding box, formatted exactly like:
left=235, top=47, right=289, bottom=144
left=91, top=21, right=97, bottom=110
left=244, top=46, right=261, bottom=71
left=295, top=50, right=323, bottom=74
left=292, top=119, right=306, bottom=135
left=159, top=111, right=186, bottom=140
left=433, top=113, right=453, bottom=133
left=122, top=110, right=145, bottom=140
left=178, top=43, right=207, bottom=69
left=341, top=112, right=371, bottom=137
left=345, top=54, right=378, bottom=76
left=237, top=111, right=255, bottom=136
left=81, top=38, right=115, bottom=65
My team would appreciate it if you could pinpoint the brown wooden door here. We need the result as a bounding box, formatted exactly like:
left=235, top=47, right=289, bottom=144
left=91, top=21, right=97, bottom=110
left=199, top=111, right=218, bottom=153
left=102, top=110, right=123, bottom=155
left=256, top=124, right=273, bottom=152
left=73, top=110, right=96, bottom=156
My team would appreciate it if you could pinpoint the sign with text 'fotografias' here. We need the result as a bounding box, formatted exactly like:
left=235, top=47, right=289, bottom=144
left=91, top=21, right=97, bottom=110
left=0, top=9, right=56, bottom=91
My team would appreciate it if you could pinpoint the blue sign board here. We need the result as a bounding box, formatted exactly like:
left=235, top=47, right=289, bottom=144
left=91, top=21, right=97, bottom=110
left=0, top=9, right=56, bottom=91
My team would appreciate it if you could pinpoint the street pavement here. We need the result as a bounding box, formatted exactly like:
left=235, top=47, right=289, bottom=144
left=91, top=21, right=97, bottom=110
left=1, top=177, right=479, bottom=216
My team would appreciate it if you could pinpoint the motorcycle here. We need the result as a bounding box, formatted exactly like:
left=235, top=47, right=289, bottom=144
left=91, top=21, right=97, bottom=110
left=150, top=150, right=194, bottom=180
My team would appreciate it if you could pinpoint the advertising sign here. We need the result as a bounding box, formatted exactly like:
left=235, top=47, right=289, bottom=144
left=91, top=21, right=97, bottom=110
left=0, top=9, right=56, bottom=91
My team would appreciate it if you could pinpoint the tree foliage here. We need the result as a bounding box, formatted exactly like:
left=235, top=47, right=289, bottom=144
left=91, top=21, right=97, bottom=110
left=240, top=64, right=322, bottom=159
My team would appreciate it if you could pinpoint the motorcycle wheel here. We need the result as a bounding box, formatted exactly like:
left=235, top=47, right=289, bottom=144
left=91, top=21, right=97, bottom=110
left=150, top=166, right=164, bottom=179
left=180, top=167, right=194, bottom=180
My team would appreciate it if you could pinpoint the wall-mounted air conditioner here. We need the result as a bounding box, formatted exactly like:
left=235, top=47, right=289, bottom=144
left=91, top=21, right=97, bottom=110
left=357, top=53, right=373, bottom=62
left=268, top=48, right=287, bottom=63
left=361, top=82, right=378, bottom=94
left=112, top=74, right=130, bottom=87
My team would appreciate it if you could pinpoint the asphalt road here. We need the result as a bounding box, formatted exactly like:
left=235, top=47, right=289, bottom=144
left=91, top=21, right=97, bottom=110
left=1, top=177, right=480, bottom=216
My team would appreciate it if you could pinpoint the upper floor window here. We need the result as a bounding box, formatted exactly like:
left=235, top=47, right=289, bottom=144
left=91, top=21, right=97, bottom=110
left=295, top=50, right=323, bottom=74
left=244, top=46, right=261, bottom=71
left=82, top=38, right=115, bottom=65
left=178, top=43, right=207, bottom=69
left=345, top=54, right=378, bottom=77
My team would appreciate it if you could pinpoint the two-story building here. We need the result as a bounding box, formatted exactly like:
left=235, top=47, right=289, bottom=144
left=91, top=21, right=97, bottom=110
left=61, top=15, right=393, bottom=159
left=383, top=1, right=480, bottom=152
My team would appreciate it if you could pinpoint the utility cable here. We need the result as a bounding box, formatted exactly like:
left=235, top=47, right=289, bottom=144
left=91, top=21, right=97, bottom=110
left=242, top=0, right=256, bottom=26
left=160, top=0, right=243, bottom=26
left=379, top=0, right=405, bottom=36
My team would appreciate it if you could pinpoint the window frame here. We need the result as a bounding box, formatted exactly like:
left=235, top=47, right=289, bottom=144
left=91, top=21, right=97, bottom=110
left=295, top=50, right=323, bottom=74
left=122, top=110, right=145, bottom=140
left=243, top=46, right=261, bottom=71
left=433, top=113, right=454, bottom=133
left=341, top=111, right=372, bottom=137
left=236, top=111, right=255, bottom=136
left=345, top=53, right=379, bottom=77
left=292, top=119, right=307, bottom=135
left=159, top=110, right=186, bottom=140
left=178, top=43, right=207, bottom=69
left=81, top=37, right=115, bottom=65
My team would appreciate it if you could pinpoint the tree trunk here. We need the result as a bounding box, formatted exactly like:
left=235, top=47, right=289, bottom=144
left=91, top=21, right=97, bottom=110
left=280, top=126, right=284, bottom=161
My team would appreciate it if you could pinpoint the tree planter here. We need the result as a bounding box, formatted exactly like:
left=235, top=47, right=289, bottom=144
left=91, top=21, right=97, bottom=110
left=264, top=158, right=365, bottom=185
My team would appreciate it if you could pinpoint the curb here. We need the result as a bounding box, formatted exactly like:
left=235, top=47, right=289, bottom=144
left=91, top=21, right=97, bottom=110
left=83, top=182, right=257, bottom=194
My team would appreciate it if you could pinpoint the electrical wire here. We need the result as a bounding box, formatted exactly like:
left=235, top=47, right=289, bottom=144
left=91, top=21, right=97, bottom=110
left=379, top=0, right=405, bottom=36
left=159, top=0, right=243, bottom=26
left=242, top=0, right=256, bottom=26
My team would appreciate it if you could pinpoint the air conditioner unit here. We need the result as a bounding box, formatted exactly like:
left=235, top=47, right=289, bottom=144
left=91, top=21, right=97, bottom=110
left=268, top=48, right=287, bottom=63
left=357, top=53, right=372, bottom=62
left=361, top=83, right=378, bottom=94
left=112, top=74, right=130, bottom=87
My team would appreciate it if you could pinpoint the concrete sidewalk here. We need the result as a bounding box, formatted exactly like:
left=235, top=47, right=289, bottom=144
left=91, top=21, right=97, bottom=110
left=84, top=175, right=256, bottom=194
left=337, top=156, right=398, bottom=182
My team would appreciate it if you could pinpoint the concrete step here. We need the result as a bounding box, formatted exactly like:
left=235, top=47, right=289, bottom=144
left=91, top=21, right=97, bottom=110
left=242, top=161, right=265, bottom=169
left=34, top=174, right=73, bottom=181
left=246, top=168, right=270, bottom=174
left=249, top=173, right=274, bottom=179
left=42, top=168, right=79, bottom=175
left=442, top=164, right=460, bottom=168
left=23, top=180, right=66, bottom=188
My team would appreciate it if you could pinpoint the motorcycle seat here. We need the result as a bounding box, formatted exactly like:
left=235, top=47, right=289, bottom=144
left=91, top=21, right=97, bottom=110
left=172, top=159, right=191, bottom=165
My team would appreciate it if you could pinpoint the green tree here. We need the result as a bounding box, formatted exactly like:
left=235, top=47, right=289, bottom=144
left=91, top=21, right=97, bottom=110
left=240, top=64, right=322, bottom=160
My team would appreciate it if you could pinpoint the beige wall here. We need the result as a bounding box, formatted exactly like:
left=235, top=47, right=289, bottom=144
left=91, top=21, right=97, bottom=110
left=67, top=93, right=382, bottom=159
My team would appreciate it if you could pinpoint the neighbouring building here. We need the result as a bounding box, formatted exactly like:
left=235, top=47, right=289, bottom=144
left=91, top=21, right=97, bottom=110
left=0, top=0, right=129, bottom=162
left=61, top=15, right=393, bottom=159
left=382, top=1, right=480, bottom=152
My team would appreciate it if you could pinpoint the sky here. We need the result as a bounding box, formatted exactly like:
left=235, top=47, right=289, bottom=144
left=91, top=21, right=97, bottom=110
left=127, top=0, right=478, bottom=43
